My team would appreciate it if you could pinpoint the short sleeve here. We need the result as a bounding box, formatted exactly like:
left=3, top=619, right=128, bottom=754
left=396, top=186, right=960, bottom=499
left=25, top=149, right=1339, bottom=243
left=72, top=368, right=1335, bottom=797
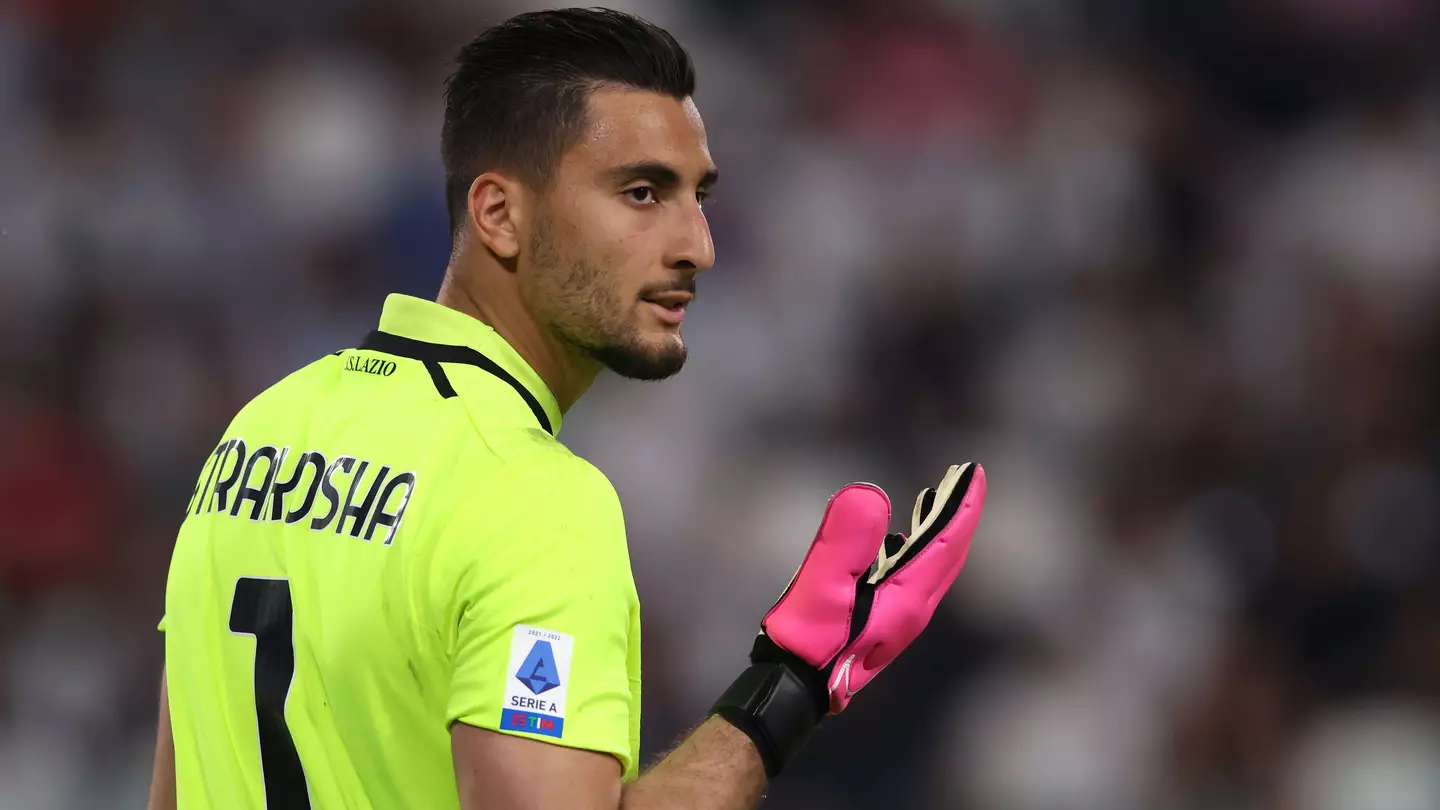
left=437, top=457, right=637, bottom=774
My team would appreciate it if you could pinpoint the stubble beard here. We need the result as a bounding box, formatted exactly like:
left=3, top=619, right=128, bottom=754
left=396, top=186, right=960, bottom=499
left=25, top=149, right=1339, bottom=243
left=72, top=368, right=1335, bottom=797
left=527, top=214, right=688, bottom=382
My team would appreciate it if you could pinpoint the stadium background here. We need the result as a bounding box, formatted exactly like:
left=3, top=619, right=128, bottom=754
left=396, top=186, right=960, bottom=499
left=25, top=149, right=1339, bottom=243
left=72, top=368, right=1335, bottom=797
left=4, top=0, right=1440, bottom=807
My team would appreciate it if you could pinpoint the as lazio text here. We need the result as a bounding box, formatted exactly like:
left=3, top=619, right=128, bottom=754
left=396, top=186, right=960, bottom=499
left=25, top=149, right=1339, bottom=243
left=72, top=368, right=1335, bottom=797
left=186, top=437, right=418, bottom=546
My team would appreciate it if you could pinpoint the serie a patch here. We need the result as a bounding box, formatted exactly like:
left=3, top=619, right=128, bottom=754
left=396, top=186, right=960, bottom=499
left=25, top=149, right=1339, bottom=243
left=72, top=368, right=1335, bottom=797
left=501, top=625, right=574, bottom=739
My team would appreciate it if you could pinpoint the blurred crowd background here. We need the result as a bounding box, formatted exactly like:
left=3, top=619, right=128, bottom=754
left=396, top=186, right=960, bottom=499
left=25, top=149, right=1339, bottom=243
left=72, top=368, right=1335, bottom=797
left=5, top=0, right=1440, bottom=807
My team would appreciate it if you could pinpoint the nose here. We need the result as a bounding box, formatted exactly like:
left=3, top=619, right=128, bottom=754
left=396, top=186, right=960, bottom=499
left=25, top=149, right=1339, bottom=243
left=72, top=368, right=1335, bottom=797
left=667, top=202, right=715, bottom=273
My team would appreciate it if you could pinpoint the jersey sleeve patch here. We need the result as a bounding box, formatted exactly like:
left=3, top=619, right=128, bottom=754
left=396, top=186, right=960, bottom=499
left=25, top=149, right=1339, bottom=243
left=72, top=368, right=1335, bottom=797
left=501, top=625, right=574, bottom=739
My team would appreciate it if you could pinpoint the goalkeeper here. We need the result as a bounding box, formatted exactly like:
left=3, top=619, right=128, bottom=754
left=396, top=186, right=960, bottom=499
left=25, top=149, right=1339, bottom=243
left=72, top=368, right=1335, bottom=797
left=147, top=8, right=988, bottom=810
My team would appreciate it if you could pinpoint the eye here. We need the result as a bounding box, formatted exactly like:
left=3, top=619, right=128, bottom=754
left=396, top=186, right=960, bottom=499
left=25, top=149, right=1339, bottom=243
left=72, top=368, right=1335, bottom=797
left=696, top=188, right=712, bottom=207
left=626, top=186, right=657, bottom=205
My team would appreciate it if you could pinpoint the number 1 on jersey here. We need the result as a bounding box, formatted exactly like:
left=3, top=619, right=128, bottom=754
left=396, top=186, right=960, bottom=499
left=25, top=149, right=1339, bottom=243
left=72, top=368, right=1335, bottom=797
left=230, top=577, right=312, bottom=809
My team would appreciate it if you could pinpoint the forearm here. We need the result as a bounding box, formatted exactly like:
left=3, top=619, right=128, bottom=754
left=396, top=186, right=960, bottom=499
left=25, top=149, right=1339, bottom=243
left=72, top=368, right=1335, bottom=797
left=147, top=670, right=177, bottom=810
left=620, top=717, right=766, bottom=810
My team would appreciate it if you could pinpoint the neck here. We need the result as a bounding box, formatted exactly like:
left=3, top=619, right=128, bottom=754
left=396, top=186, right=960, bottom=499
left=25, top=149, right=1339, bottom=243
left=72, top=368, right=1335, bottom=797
left=436, top=262, right=599, bottom=415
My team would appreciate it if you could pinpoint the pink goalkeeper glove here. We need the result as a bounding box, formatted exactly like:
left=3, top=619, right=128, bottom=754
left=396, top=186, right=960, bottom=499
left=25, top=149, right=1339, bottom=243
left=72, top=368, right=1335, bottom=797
left=711, top=463, right=987, bottom=777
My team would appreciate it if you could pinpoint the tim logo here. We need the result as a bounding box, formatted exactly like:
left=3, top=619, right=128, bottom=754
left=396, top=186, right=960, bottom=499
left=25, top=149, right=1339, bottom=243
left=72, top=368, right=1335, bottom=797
left=516, top=640, right=561, bottom=695
left=504, top=709, right=563, bottom=738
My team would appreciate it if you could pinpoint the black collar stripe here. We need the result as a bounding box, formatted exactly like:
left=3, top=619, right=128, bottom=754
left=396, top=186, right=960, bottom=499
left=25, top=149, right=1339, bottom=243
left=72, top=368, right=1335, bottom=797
left=358, top=330, right=554, bottom=435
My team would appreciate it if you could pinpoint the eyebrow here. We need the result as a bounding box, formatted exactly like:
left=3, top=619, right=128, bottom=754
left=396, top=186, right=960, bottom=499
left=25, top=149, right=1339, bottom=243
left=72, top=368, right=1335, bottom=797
left=608, top=161, right=719, bottom=190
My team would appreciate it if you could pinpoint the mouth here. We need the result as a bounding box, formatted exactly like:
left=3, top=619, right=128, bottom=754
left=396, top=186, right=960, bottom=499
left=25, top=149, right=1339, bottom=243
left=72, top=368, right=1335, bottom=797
left=641, top=290, right=693, bottom=326
left=642, top=290, right=694, bottom=308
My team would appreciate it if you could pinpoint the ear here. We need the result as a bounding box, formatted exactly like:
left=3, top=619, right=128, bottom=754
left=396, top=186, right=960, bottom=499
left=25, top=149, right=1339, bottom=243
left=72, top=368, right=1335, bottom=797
left=466, top=171, right=526, bottom=261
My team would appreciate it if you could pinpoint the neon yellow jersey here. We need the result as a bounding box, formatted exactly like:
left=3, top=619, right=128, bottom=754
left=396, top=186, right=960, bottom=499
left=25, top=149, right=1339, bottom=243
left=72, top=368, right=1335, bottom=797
left=160, top=294, right=642, bottom=809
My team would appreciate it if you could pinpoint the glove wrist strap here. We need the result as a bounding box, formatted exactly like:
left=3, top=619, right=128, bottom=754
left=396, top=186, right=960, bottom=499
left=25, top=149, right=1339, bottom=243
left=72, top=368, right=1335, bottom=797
left=709, top=662, right=823, bottom=779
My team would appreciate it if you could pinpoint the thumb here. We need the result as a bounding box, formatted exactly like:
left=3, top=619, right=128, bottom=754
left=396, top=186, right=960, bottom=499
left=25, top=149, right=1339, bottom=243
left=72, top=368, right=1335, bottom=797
left=762, top=483, right=891, bottom=669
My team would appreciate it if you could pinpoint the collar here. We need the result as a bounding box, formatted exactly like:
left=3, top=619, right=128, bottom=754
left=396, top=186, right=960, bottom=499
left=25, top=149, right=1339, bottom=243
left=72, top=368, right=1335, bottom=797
left=373, top=294, right=563, bottom=435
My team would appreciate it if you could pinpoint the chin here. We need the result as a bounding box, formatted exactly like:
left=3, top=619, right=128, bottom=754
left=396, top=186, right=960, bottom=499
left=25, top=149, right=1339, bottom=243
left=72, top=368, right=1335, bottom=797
left=590, top=336, right=688, bottom=381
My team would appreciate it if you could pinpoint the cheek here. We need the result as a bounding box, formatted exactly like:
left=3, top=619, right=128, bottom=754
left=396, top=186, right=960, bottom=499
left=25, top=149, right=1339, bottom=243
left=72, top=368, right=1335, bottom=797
left=570, top=213, right=653, bottom=297
left=548, top=194, right=665, bottom=311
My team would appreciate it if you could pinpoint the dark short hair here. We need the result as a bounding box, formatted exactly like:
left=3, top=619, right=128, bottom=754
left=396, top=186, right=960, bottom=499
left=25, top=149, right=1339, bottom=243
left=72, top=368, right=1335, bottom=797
left=441, top=7, right=697, bottom=238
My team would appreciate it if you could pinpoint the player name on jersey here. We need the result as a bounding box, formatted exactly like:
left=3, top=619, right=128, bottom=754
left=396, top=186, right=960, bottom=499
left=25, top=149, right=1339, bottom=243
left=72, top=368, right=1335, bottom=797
left=186, top=437, right=418, bottom=546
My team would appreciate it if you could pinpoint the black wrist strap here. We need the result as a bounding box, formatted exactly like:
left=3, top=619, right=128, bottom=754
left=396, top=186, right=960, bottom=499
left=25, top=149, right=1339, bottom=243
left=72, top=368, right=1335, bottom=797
left=709, top=661, right=824, bottom=779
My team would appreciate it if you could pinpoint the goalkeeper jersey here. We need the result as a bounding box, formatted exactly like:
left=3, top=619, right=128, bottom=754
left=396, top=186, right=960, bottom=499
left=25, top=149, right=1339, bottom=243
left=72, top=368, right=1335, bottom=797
left=159, top=294, right=642, bottom=810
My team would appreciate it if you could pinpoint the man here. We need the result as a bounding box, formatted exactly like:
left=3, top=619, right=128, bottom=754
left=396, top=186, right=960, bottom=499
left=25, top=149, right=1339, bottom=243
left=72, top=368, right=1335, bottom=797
left=149, top=8, right=987, bottom=810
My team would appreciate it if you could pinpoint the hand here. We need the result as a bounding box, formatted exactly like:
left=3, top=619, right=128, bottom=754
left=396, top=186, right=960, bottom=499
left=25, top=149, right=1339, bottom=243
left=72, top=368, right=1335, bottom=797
left=762, top=462, right=987, bottom=711
left=711, top=463, right=987, bottom=777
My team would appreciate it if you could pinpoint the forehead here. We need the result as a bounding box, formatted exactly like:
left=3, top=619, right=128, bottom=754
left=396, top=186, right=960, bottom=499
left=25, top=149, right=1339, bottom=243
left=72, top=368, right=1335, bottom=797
left=564, top=87, right=713, bottom=177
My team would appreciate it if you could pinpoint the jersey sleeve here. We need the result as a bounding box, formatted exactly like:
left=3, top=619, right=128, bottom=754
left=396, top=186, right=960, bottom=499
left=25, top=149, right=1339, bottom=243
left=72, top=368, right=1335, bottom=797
left=435, top=455, right=637, bottom=774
